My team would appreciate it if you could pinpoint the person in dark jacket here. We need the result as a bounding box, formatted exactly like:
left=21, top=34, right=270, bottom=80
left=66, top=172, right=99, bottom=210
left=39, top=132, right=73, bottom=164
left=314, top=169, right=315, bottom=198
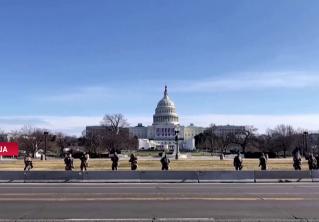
left=233, top=153, right=243, bottom=171
left=24, top=153, right=33, bottom=171
left=308, top=154, right=317, bottom=170
left=160, top=153, right=170, bottom=170
left=259, top=153, right=267, bottom=170
left=292, top=149, right=302, bottom=170
left=64, top=153, right=74, bottom=171
left=129, top=153, right=138, bottom=170
left=110, top=152, right=119, bottom=171
left=80, top=152, right=89, bottom=172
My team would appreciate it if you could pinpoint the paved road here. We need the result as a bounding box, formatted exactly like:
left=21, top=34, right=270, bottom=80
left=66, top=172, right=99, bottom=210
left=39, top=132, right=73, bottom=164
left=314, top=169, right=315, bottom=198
left=0, top=183, right=318, bottom=221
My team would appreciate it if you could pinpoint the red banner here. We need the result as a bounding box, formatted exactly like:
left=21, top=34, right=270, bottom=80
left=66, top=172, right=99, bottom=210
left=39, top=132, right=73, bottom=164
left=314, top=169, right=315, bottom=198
left=0, top=143, right=19, bottom=156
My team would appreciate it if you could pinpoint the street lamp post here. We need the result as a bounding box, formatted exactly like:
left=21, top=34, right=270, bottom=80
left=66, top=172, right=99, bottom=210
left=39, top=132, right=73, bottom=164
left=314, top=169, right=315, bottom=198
left=44, top=131, right=48, bottom=160
left=175, top=126, right=180, bottom=160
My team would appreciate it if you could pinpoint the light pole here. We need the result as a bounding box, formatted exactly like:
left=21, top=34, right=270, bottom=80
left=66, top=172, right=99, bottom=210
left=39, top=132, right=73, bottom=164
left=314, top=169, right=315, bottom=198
left=303, top=131, right=308, bottom=156
left=44, top=131, right=48, bottom=160
left=175, top=126, right=180, bottom=160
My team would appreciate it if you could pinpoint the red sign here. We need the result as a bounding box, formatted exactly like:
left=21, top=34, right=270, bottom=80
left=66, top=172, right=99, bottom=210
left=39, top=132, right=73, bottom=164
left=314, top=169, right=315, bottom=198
left=0, top=143, right=19, bottom=156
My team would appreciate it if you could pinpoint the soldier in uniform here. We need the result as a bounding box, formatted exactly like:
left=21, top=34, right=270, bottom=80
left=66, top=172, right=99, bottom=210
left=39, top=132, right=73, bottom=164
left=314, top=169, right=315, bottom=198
left=64, top=153, right=74, bottom=171
left=233, top=153, right=243, bottom=171
left=292, top=148, right=302, bottom=170
left=129, top=153, right=138, bottom=171
left=160, top=152, right=170, bottom=170
left=110, top=151, right=119, bottom=171
left=80, top=152, right=89, bottom=172
left=259, top=153, right=267, bottom=170
left=24, top=153, right=33, bottom=171
left=308, top=154, right=317, bottom=170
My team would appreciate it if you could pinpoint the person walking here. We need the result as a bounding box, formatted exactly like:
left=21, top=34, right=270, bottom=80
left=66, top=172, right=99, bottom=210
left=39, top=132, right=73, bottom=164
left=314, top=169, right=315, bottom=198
left=259, top=153, right=267, bottom=170
left=110, top=152, right=119, bottom=171
left=24, top=153, right=33, bottom=175
left=79, top=152, right=89, bottom=173
left=308, top=154, right=317, bottom=170
left=64, top=153, right=74, bottom=171
left=293, top=149, right=302, bottom=170
left=233, top=153, right=243, bottom=171
left=129, top=153, right=138, bottom=171
left=160, top=152, right=170, bottom=170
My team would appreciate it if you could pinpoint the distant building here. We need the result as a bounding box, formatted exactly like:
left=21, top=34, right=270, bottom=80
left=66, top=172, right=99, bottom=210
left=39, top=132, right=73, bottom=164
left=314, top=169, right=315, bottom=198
left=86, top=125, right=129, bottom=137
left=209, top=125, right=247, bottom=137
left=129, top=86, right=247, bottom=151
left=85, top=125, right=112, bottom=138
left=129, top=86, right=204, bottom=151
left=86, top=86, right=246, bottom=151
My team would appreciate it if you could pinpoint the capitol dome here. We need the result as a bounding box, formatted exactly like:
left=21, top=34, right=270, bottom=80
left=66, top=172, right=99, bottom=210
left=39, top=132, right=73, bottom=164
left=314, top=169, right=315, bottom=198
left=153, top=86, right=179, bottom=125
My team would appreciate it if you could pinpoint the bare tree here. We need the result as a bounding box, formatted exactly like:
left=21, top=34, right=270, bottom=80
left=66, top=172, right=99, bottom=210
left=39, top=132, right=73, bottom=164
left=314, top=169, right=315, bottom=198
left=267, top=124, right=296, bottom=158
left=101, top=114, right=129, bottom=135
left=0, top=129, right=7, bottom=142
left=195, top=125, right=233, bottom=155
left=55, top=132, right=67, bottom=157
left=14, top=126, right=47, bottom=157
left=83, top=114, right=135, bottom=154
left=228, top=126, right=257, bottom=154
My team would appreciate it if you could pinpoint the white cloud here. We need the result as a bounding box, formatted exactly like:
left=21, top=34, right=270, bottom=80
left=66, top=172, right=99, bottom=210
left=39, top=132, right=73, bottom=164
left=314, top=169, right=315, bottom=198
left=0, top=116, right=101, bottom=136
left=173, top=72, right=319, bottom=92
left=37, top=86, right=113, bottom=102
left=1, top=114, right=319, bottom=136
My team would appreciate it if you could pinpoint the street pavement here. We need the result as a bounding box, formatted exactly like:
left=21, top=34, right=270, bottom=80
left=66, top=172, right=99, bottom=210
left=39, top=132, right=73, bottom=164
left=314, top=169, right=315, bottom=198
left=0, top=183, right=318, bottom=221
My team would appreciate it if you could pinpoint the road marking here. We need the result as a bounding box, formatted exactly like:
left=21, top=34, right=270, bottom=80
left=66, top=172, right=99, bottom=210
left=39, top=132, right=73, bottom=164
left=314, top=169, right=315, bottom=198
left=0, top=218, right=255, bottom=222
left=66, top=219, right=216, bottom=221
left=0, top=192, right=318, bottom=196
left=0, top=197, right=313, bottom=201
left=0, top=219, right=312, bottom=222
left=0, top=186, right=157, bottom=189
left=1, top=185, right=319, bottom=190
left=262, top=197, right=305, bottom=201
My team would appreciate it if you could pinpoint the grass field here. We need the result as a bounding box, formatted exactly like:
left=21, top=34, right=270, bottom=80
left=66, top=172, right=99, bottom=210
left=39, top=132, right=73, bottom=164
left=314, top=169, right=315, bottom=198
left=0, top=158, right=304, bottom=171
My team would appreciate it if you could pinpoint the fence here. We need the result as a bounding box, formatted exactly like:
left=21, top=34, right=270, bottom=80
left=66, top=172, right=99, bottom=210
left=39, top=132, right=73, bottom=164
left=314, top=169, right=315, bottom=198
left=0, top=170, right=318, bottom=183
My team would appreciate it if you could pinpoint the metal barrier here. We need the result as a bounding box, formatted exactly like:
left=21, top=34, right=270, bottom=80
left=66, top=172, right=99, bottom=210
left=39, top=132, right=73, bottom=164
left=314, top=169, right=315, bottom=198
left=139, top=171, right=198, bottom=183
left=0, top=170, right=317, bottom=183
left=254, top=170, right=312, bottom=183
left=311, top=170, right=319, bottom=182
left=198, top=171, right=254, bottom=183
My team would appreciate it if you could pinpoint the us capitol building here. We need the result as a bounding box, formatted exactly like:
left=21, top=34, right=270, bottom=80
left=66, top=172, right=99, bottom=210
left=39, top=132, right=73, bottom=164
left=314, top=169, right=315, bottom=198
left=129, top=86, right=205, bottom=151
left=86, top=86, right=246, bottom=151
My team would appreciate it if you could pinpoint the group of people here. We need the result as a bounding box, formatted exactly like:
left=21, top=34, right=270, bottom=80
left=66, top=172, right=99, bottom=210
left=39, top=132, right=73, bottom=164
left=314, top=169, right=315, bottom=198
left=23, top=150, right=319, bottom=172
left=109, top=151, right=170, bottom=171
left=233, top=150, right=319, bottom=171
left=292, top=149, right=319, bottom=171
left=233, top=152, right=267, bottom=171
left=63, top=152, right=89, bottom=173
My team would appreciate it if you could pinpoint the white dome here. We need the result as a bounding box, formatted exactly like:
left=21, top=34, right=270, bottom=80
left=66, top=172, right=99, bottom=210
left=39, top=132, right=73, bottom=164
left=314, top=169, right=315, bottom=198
left=153, top=86, right=179, bottom=125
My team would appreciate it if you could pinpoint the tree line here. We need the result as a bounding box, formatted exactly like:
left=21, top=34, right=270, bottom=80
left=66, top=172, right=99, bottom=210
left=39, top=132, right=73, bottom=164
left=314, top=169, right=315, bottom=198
left=1, top=114, right=317, bottom=158
left=195, top=124, right=317, bottom=158
left=0, top=114, right=137, bottom=158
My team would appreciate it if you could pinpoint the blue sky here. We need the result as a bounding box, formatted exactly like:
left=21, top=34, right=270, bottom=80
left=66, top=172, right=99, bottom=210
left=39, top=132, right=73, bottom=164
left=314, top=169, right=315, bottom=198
left=1, top=0, right=319, bottom=135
